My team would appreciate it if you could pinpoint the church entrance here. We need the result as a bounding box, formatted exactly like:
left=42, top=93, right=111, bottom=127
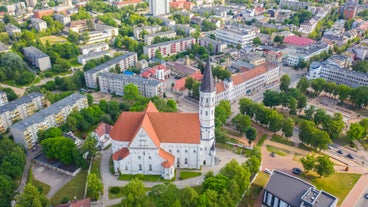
left=203, top=160, right=206, bottom=166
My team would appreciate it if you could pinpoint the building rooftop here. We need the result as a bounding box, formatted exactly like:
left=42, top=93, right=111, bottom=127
left=23, top=46, right=48, bottom=59
left=100, top=72, right=162, bottom=87
left=144, top=37, right=194, bottom=49
left=0, top=92, right=43, bottom=114
left=145, top=30, right=176, bottom=38
left=11, top=93, right=86, bottom=131
left=85, top=52, right=136, bottom=75
left=78, top=51, right=110, bottom=60
left=284, top=36, right=315, bottom=46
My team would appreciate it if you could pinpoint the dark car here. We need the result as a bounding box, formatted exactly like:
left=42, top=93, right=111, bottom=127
left=271, top=152, right=275, bottom=157
left=347, top=154, right=354, bottom=159
left=365, top=194, right=368, bottom=199
left=337, top=150, right=343, bottom=155
left=292, top=168, right=302, bottom=175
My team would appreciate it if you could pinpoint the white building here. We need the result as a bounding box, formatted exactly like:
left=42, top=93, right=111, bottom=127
left=144, top=31, right=177, bottom=45
left=84, top=52, right=138, bottom=88
left=282, top=42, right=330, bottom=67
left=31, top=18, right=47, bottom=32
left=92, top=122, right=113, bottom=149
left=6, top=24, right=21, bottom=38
left=0, top=91, right=8, bottom=107
left=143, top=37, right=195, bottom=59
left=77, top=51, right=111, bottom=65
left=111, top=60, right=216, bottom=180
left=54, top=14, right=71, bottom=25
left=215, top=27, right=257, bottom=48
left=133, top=26, right=162, bottom=39
left=307, top=61, right=368, bottom=88
left=198, top=37, right=228, bottom=54
left=149, top=0, right=170, bottom=16
left=79, top=42, right=109, bottom=55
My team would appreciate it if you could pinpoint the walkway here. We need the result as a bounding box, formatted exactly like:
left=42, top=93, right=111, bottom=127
left=341, top=173, right=368, bottom=207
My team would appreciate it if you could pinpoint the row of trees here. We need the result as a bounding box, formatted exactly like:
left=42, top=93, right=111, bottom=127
left=347, top=118, right=368, bottom=141
left=0, top=52, right=35, bottom=85
left=301, top=155, right=335, bottom=178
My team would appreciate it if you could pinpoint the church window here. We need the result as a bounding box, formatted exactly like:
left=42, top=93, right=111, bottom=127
left=177, top=150, right=180, bottom=153
left=149, top=156, right=151, bottom=160
left=212, top=97, right=214, bottom=102
left=206, top=111, right=208, bottom=116
left=138, top=156, right=141, bottom=159
left=201, top=97, right=203, bottom=102
left=169, top=150, right=172, bottom=153
left=185, top=150, right=188, bottom=153
left=200, top=148, right=202, bottom=151
left=185, top=158, right=188, bottom=164
left=193, top=150, right=196, bottom=153
left=206, top=98, right=208, bottom=103
left=143, top=152, right=145, bottom=156
left=125, top=166, right=128, bottom=170
left=149, top=164, right=152, bottom=171
left=205, top=147, right=207, bottom=151
left=139, top=164, right=142, bottom=171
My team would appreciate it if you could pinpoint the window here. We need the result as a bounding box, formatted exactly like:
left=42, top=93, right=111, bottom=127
left=185, top=158, right=188, bottom=164
left=205, top=147, right=207, bottom=151
left=138, top=156, right=141, bottom=159
left=139, top=164, right=142, bottom=171
left=266, top=192, right=272, bottom=206
left=273, top=197, right=279, bottom=207
left=125, top=165, right=128, bottom=170
left=206, top=98, right=208, bottom=103
left=193, top=150, right=196, bottom=153
left=169, top=150, right=172, bottom=153
left=206, top=111, right=208, bottom=116
left=177, top=150, right=180, bottom=153
left=149, top=156, right=151, bottom=160
left=149, top=164, right=152, bottom=171
left=185, top=150, right=188, bottom=153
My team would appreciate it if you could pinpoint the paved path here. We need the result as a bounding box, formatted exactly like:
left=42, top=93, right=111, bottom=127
left=99, top=147, right=247, bottom=206
left=0, top=83, right=25, bottom=96
left=17, top=145, right=41, bottom=193
left=341, top=173, right=368, bottom=207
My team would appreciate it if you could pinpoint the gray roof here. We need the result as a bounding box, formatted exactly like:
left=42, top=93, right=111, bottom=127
left=78, top=51, right=110, bottom=60
left=23, top=46, right=48, bottom=58
left=79, top=42, right=108, bottom=50
left=85, top=52, right=136, bottom=75
left=11, top=93, right=86, bottom=131
left=265, top=170, right=337, bottom=207
left=100, top=72, right=161, bottom=87
left=144, top=37, right=194, bottom=49
left=0, top=92, right=43, bottom=114
left=200, top=58, right=215, bottom=93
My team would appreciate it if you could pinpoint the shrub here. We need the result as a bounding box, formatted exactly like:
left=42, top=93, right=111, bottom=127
left=110, top=187, right=120, bottom=194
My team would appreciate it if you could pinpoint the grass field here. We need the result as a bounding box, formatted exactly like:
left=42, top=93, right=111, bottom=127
left=40, top=36, right=67, bottom=44
left=238, top=172, right=270, bottom=207
left=179, top=171, right=202, bottom=180
left=109, top=186, right=152, bottom=199
left=257, top=134, right=268, bottom=146
left=301, top=172, right=361, bottom=205
left=50, top=169, right=87, bottom=206
left=118, top=174, right=162, bottom=182
left=28, top=168, right=51, bottom=195
left=266, top=145, right=291, bottom=156
left=91, top=155, right=102, bottom=179
left=270, top=134, right=295, bottom=146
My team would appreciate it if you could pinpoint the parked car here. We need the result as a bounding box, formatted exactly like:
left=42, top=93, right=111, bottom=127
left=337, top=150, right=343, bottom=155
left=328, top=145, right=333, bottom=150
left=264, top=168, right=272, bottom=175
left=292, top=168, right=302, bottom=175
left=364, top=194, right=368, bottom=199
left=271, top=152, right=275, bottom=157
left=347, top=154, right=354, bottom=159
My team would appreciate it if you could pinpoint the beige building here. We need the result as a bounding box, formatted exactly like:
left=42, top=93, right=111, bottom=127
left=144, top=37, right=195, bottom=59
left=31, top=18, right=47, bottom=32
left=144, top=31, right=177, bottom=45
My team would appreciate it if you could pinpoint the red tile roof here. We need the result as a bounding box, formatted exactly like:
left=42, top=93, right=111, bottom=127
left=283, top=36, right=315, bottom=46
left=159, top=148, right=175, bottom=168
left=173, top=72, right=203, bottom=91
left=94, top=122, right=113, bottom=137
left=56, top=198, right=91, bottom=207
left=110, top=101, right=200, bottom=144
left=112, top=148, right=129, bottom=161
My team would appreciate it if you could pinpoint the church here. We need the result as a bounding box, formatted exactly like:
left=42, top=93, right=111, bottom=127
left=110, top=59, right=217, bottom=180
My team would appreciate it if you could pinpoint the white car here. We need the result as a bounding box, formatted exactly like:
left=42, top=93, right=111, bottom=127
left=264, top=168, right=272, bottom=175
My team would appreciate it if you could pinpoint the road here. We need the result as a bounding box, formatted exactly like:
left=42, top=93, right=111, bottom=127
left=355, top=185, right=368, bottom=207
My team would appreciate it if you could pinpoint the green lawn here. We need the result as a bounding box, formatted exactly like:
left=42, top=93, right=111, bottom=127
left=50, top=169, right=87, bottom=206
left=40, top=35, right=67, bottom=44
left=257, top=134, right=268, bottom=146
left=118, top=174, right=162, bottom=182
left=238, top=172, right=270, bottom=207
left=270, top=134, right=295, bottom=146
left=28, top=168, right=51, bottom=195
left=179, top=171, right=202, bottom=180
left=91, top=155, right=102, bottom=179
left=266, top=145, right=291, bottom=156
left=191, top=185, right=202, bottom=194
left=109, top=186, right=152, bottom=199
left=223, top=127, right=242, bottom=137
left=297, top=143, right=314, bottom=151
left=300, top=172, right=361, bottom=205
left=68, top=58, right=82, bottom=67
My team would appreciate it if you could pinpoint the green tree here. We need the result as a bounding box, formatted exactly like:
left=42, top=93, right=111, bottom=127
left=360, top=118, right=368, bottom=138
left=311, top=78, right=326, bottom=95
left=245, top=127, right=257, bottom=146
left=231, top=114, right=251, bottom=134
left=350, top=87, right=368, bottom=109
left=282, top=118, right=294, bottom=139
left=87, top=94, right=94, bottom=106
left=41, top=137, right=79, bottom=165
left=121, top=178, right=147, bottom=207
left=166, top=99, right=177, bottom=111
left=300, top=154, right=315, bottom=173
left=37, top=127, right=62, bottom=142
left=314, top=108, right=329, bottom=127
left=179, top=187, right=199, bottom=207
left=262, top=90, right=280, bottom=108
left=336, top=84, right=352, bottom=102
left=280, top=74, right=291, bottom=92
left=0, top=174, right=16, bottom=207
left=324, top=82, right=337, bottom=97
left=15, top=183, right=49, bottom=207
left=215, top=100, right=231, bottom=127
left=314, top=156, right=335, bottom=178
left=322, top=113, right=345, bottom=139
left=347, top=122, right=365, bottom=140
left=297, top=95, right=307, bottom=115
left=124, top=84, right=140, bottom=104
left=288, top=97, right=297, bottom=115
left=3, top=88, right=18, bottom=101
left=81, top=136, right=98, bottom=159
left=304, top=105, right=316, bottom=120
left=148, top=183, right=179, bottom=207
left=155, top=49, right=163, bottom=59
left=87, top=173, right=103, bottom=201
left=253, top=37, right=262, bottom=46
left=297, top=77, right=310, bottom=93
left=245, top=155, right=261, bottom=175
left=185, top=77, right=195, bottom=91
left=352, top=60, right=368, bottom=73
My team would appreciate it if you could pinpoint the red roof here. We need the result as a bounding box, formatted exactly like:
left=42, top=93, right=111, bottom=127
left=159, top=148, right=175, bottom=168
left=173, top=72, right=203, bottom=91
left=112, top=148, right=130, bottom=161
left=94, top=122, right=113, bottom=137
left=141, top=71, right=152, bottom=78
left=56, top=198, right=91, bottom=207
left=283, top=36, right=315, bottom=46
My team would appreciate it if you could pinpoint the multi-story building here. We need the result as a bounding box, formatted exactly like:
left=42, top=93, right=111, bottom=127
left=149, top=0, right=170, bottom=16
left=0, top=92, right=45, bottom=133
left=23, top=46, right=52, bottom=71
left=6, top=24, right=21, bottom=38
left=85, top=24, right=118, bottom=44
left=0, top=91, right=8, bottom=107
left=98, top=72, right=163, bottom=97
left=79, top=42, right=109, bottom=55
left=84, top=52, right=138, bottom=88
left=11, top=93, right=88, bottom=149
left=215, top=27, right=257, bottom=48
left=53, top=14, right=71, bottom=25
left=339, top=3, right=357, bottom=20
left=144, top=31, right=177, bottom=45
left=69, top=20, right=89, bottom=33
left=298, top=18, right=318, bottom=36
left=95, top=23, right=118, bottom=39
left=282, top=42, right=330, bottom=66
left=113, top=0, right=143, bottom=8
left=307, top=61, right=368, bottom=88
left=31, top=18, right=47, bottom=32
left=279, top=0, right=309, bottom=10
left=144, top=37, right=195, bottom=59
left=174, top=24, right=196, bottom=36
left=6, top=2, right=26, bottom=15
left=134, top=26, right=162, bottom=39
left=198, top=37, right=227, bottom=54
left=262, top=170, right=337, bottom=207
left=78, top=51, right=111, bottom=65
left=25, top=0, right=38, bottom=7
left=33, top=8, right=54, bottom=18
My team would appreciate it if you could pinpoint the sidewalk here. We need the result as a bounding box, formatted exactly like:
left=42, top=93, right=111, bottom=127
left=341, top=174, right=368, bottom=207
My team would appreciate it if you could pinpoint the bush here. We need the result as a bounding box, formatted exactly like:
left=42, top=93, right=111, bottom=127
left=257, top=134, right=268, bottom=146
left=110, top=187, right=120, bottom=194
left=61, top=197, right=69, bottom=204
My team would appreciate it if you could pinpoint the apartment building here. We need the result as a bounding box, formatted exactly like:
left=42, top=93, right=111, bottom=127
left=144, top=31, right=177, bottom=45
left=6, top=24, right=21, bottom=38
left=11, top=93, right=88, bottom=149
left=133, top=26, right=162, bottom=39
left=79, top=42, right=109, bottom=55
left=78, top=51, right=111, bottom=65
left=25, top=0, right=37, bottom=7
left=84, top=52, right=138, bottom=88
left=54, top=14, right=71, bottom=25
left=98, top=72, right=163, bottom=97
left=215, top=27, right=257, bottom=48
left=282, top=42, right=330, bottom=66
left=307, top=61, right=368, bottom=88
left=144, top=37, right=195, bottom=59
left=0, top=92, right=45, bottom=133
left=85, top=24, right=118, bottom=44
left=149, top=0, right=170, bottom=16
left=23, top=46, right=52, bottom=71
left=31, top=18, right=47, bottom=32
left=198, top=37, right=227, bottom=54
left=279, top=0, right=309, bottom=10
left=0, top=91, right=8, bottom=107
left=33, top=8, right=54, bottom=18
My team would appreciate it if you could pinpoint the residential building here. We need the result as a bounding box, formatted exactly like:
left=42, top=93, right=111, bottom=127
left=98, top=72, right=163, bottom=97
left=326, top=55, right=352, bottom=68
left=250, top=56, right=266, bottom=66
left=95, top=23, right=118, bottom=39
left=198, top=37, right=227, bottom=54
left=175, top=24, right=196, bottom=36
left=0, top=91, right=8, bottom=107
left=84, top=52, right=138, bottom=88
left=92, top=122, right=113, bottom=149
left=149, top=0, right=170, bottom=16
left=0, top=93, right=45, bottom=133
left=279, top=0, right=309, bottom=11
left=136, top=59, right=149, bottom=70
left=6, top=24, right=21, bottom=38
left=166, top=61, right=200, bottom=77
left=141, top=64, right=171, bottom=80
left=33, top=8, right=54, bottom=18
left=25, top=0, right=38, bottom=7
left=0, top=43, right=9, bottom=53
left=113, top=0, right=143, bottom=8
left=307, top=61, right=368, bottom=88
left=56, top=198, right=90, bottom=207
left=144, top=37, right=195, bottom=59
left=53, top=14, right=71, bottom=25
left=298, top=18, right=318, bottom=36
left=170, top=0, right=192, bottom=11
left=144, top=31, right=177, bottom=45
left=85, top=24, right=118, bottom=44
left=134, top=26, right=162, bottom=40
left=78, top=51, right=111, bottom=65
left=6, top=2, right=26, bottom=15
left=64, top=0, right=72, bottom=7
left=262, top=170, right=337, bottom=207
left=215, top=62, right=280, bottom=104
left=23, top=46, right=52, bottom=71
left=283, top=36, right=315, bottom=47
left=111, top=60, right=216, bottom=180
left=339, top=3, right=357, bottom=20
left=79, top=42, right=109, bottom=55
left=215, top=27, right=257, bottom=48
left=351, top=45, right=368, bottom=60
left=282, top=42, right=330, bottom=66
left=10, top=93, right=88, bottom=149
left=69, top=20, right=88, bottom=33
left=261, top=46, right=283, bottom=63
left=31, top=18, right=47, bottom=32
